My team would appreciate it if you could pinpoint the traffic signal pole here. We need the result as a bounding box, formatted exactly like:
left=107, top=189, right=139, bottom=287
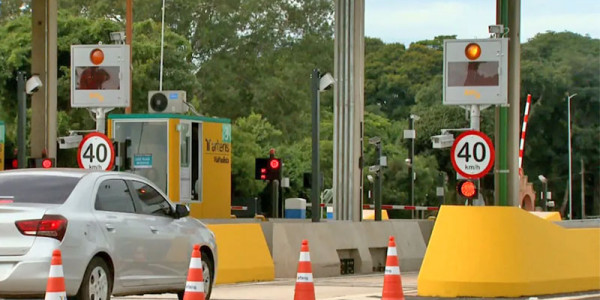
left=17, top=72, right=26, bottom=168
left=311, top=69, right=321, bottom=222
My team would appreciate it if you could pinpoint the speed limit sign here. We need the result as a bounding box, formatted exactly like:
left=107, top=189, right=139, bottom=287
left=77, top=132, right=115, bottom=170
left=451, top=130, right=495, bottom=179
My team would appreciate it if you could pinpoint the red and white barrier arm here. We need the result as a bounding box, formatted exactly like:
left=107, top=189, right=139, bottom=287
left=519, top=94, right=532, bottom=175
left=362, top=204, right=439, bottom=211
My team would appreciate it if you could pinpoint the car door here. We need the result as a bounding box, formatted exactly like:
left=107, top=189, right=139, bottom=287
left=128, top=179, right=191, bottom=287
left=93, top=178, right=151, bottom=288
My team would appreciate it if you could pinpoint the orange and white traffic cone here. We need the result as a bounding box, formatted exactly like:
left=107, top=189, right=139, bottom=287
left=382, top=236, right=405, bottom=300
left=293, top=239, right=315, bottom=300
left=183, top=244, right=205, bottom=300
left=45, top=249, right=66, bottom=300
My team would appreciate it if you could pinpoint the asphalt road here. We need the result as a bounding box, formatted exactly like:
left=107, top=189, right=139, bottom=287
left=112, top=272, right=600, bottom=300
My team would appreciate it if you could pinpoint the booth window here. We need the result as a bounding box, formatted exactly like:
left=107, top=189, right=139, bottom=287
left=180, top=123, right=190, bottom=168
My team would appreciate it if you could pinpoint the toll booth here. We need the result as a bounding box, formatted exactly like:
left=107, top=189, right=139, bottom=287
left=107, top=114, right=231, bottom=219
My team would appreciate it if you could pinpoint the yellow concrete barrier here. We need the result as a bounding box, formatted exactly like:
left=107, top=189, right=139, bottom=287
left=530, top=211, right=562, bottom=221
left=418, top=206, right=600, bottom=297
left=208, top=224, right=275, bottom=284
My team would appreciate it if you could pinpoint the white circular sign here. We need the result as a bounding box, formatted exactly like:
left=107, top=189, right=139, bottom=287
left=450, top=130, right=495, bottom=179
left=77, top=132, right=115, bottom=170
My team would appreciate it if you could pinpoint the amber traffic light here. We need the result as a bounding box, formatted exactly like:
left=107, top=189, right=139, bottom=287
left=90, top=48, right=104, bottom=65
left=464, top=43, right=481, bottom=60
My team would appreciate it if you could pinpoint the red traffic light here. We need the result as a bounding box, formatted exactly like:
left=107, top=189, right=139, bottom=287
left=457, top=180, right=477, bottom=198
left=41, top=159, right=53, bottom=169
left=269, top=159, right=280, bottom=169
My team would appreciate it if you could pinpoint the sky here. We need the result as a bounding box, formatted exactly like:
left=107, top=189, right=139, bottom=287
left=365, top=0, right=600, bottom=45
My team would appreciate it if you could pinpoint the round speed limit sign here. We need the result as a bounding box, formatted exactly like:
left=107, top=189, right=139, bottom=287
left=451, top=130, right=495, bottom=179
left=77, top=132, right=115, bottom=170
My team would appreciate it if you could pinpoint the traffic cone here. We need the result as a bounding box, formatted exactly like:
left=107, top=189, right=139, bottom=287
left=183, top=244, right=205, bottom=300
left=45, top=249, right=66, bottom=300
left=382, top=236, right=405, bottom=300
left=293, top=239, right=315, bottom=300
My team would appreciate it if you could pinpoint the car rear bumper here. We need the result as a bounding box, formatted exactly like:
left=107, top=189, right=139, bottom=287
left=0, top=239, right=83, bottom=297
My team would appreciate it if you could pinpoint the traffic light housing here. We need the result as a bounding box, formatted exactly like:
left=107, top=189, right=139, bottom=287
left=27, top=157, right=55, bottom=169
left=255, top=158, right=269, bottom=180
left=255, top=157, right=282, bottom=181
left=267, top=158, right=281, bottom=180
left=456, top=180, right=478, bottom=199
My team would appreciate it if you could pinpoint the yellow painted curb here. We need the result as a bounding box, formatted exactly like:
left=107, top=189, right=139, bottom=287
left=418, top=206, right=600, bottom=297
left=208, top=224, right=275, bottom=284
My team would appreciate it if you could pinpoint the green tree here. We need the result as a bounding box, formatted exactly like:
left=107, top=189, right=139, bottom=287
left=520, top=31, right=599, bottom=215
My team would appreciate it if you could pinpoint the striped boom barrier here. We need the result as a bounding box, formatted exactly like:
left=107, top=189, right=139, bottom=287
left=231, top=206, right=248, bottom=211
left=233, top=204, right=440, bottom=212
left=519, top=94, right=532, bottom=175
left=362, top=204, right=439, bottom=211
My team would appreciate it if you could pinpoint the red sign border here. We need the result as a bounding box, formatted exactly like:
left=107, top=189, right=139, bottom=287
left=450, top=130, right=495, bottom=179
left=77, top=132, right=115, bottom=171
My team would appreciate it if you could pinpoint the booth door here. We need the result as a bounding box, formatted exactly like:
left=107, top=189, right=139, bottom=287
left=179, top=121, right=192, bottom=202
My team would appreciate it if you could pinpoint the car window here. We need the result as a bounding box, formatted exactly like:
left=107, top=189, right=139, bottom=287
left=130, top=180, right=173, bottom=217
left=95, top=179, right=136, bottom=213
left=0, top=174, right=80, bottom=204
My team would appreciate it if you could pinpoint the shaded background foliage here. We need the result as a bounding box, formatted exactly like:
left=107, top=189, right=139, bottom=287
left=0, top=1, right=597, bottom=217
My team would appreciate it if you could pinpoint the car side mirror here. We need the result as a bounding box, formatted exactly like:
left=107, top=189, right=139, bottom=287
left=174, top=204, right=190, bottom=218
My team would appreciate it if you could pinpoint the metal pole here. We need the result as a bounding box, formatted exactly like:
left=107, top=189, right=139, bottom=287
left=495, top=0, right=509, bottom=207
left=581, top=158, right=585, bottom=219
left=125, top=0, right=133, bottom=114
left=470, top=105, right=480, bottom=131
left=542, top=181, right=547, bottom=211
left=567, top=94, right=574, bottom=220
left=375, top=143, right=382, bottom=221
left=409, top=117, right=414, bottom=219
left=17, top=72, right=26, bottom=168
left=437, top=172, right=445, bottom=205
left=272, top=179, right=280, bottom=218
left=311, top=69, right=321, bottom=222
left=159, top=0, right=166, bottom=91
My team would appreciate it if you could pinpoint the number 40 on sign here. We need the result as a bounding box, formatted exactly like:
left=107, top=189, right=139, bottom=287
left=450, top=130, right=495, bottom=179
left=77, top=132, right=115, bottom=171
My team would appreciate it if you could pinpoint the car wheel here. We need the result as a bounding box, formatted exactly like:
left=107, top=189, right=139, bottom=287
left=177, top=252, right=214, bottom=300
left=76, top=257, right=112, bottom=300
left=202, top=252, right=214, bottom=300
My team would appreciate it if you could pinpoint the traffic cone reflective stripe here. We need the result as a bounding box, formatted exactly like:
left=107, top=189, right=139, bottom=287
left=294, top=240, right=315, bottom=300
left=382, top=236, right=405, bottom=300
left=45, top=249, right=66, bottom=300
left=183, top=244, right=205, bottom=300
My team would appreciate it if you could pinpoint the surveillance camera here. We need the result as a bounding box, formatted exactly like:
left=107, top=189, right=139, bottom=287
left=367, top=174, right=374, bottom=183
left=319, top=73, right=335, bottom=92
left=431, top=134, right=454, bottom=149
left=368, top=136, right=381, bottom=145
left=488, top=24, right=504, bottom=34
left=58, top=135, right=83, bottom=149
left=25, top=75, right=42, bottom=95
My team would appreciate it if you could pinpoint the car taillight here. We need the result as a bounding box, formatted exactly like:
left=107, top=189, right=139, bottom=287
left=15, top=215, right=68, bottom=241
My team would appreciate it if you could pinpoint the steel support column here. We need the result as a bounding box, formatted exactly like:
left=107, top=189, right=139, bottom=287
left=507, top=0, right=521, bottom=206
left=333, top=0, right=365, bottom=221
left=31, top=0, right=58, bottom=159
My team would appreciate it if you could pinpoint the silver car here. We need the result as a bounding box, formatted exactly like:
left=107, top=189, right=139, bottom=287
left=0, top=168, right=217, bottom=300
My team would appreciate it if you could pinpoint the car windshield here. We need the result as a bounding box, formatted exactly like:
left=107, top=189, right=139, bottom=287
left=0, top=174, right=81, bottom=204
